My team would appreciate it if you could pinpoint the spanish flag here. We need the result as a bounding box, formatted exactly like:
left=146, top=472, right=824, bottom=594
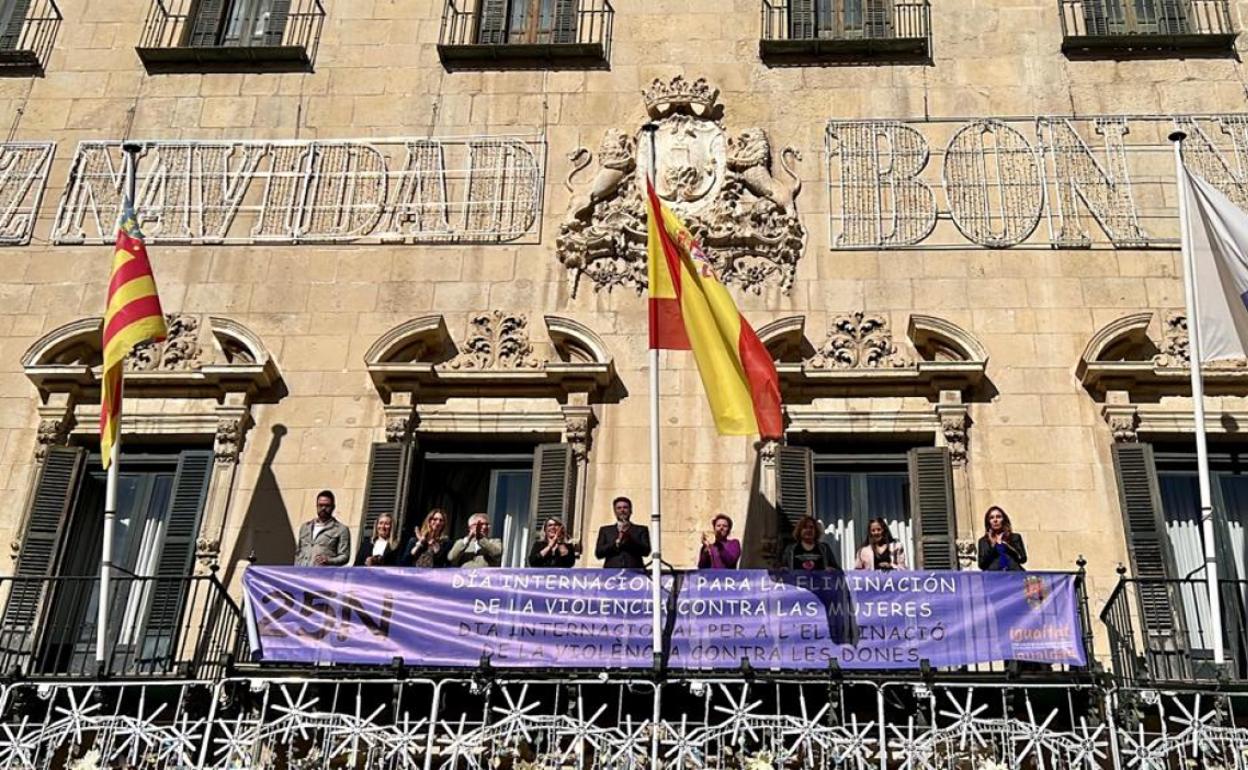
left=646, top=182, right=783, bottom=439
left=100, top=200, right=167, bottom=468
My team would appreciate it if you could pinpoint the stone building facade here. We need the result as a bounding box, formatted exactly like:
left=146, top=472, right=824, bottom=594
left=0, top=0, right=1245, bottom=666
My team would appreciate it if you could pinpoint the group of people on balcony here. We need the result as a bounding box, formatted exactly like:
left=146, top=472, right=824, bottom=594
left=293, top=490, right=1029, bottom=573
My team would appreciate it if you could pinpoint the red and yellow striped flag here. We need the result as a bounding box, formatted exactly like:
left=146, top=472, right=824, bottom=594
left=100, top=201, right=167, bottom=468
left=646, top=181, right=783, bottom=439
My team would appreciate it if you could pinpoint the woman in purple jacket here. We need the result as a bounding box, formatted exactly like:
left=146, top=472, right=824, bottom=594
left=697, top=514, right=742, bottom=569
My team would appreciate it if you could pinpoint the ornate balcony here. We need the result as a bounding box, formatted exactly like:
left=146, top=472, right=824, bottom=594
left=0, top=572, right=247, bottom=680
left=136, top=0, right=325, bottom=72
left=1100, top=571, right=1248, bottom=684
left=437, top=0, right=614, bottom=70
left=0, top=0, right=61, bottom=75
left=1060, top=0, right=1236, bottom=55
left=759, top=0, right=931, bottom=64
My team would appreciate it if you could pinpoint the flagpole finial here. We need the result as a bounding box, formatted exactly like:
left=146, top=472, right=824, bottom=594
left=121, top=141, right=143, bottom=155
left=1169, top=130, right=1187, bottom=143
left=641, top=123, right=658, bottom=133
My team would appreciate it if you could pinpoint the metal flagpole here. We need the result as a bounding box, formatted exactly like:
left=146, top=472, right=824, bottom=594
left=641, top=121, right=662, bottom=770
left=1170, top=129, right=1225, bottom=665
left=97, top=142, right=141, bottom=672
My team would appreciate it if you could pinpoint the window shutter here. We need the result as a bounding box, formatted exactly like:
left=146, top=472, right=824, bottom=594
left=788, top=0, right=817, bottom=40
left=360, top=441, right=413, bottom=541
left=551, top=0, right=578, bottom=43
left=138, top=450, right=212, bottom=672
left=863, top=0, right=891, bottom=38
left=1082, top=0, right=1125, bottom=36
left=477, top=0, right=510, bottom=44
left=1112, top=442, right=1185, bottom=646
left=908, top=447, right=957, bottom=570
left=187, top=0, right=228, bottom=47
left=0, top=0, right=31, bottom=50
left=775, top=444, right=814, bottom=532
left=261, top=0, right=292, bottom=46
left=530, top=443, right=575, bottom=537
left=0, top=447, right=86, bottom=664
left=1157, top=0, right=1189, bottom=34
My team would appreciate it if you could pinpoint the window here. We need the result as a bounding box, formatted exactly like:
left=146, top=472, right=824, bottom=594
left=1082, top=0, right=1189, bottom=36
left=477, top=0, right=579, bottom=45
left=790, top=0, right=893, bottom=40
left=776, top=444, right=954, bottom=569
left=360, top=439, right=576, bottom=570
left=1155, top=448, right=1248, bottom=658
left=0, top=0, right=29, bottom=50
left=0, top=447, right=212, bottom=676
left=411, top=448, right=536, bottom=568
left=813, top=455, right=913, bottom=569
left=188, top=0, right=289, bottom=48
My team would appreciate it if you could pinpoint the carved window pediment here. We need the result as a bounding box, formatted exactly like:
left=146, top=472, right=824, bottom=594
left=758, top=313, right=988, bottom=398
left=23, top=315, right=280, bottom=398
left=365, top=312, right=616, bottom=400
left=1078, top=311, right=1248, bottom=398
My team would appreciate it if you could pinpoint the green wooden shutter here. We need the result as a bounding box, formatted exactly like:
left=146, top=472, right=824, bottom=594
left=789, top=0, right=817, bottom=40
left=551, top=0, right=578, bottom=43
left=0, top=0, right=31, bottom=50
left=477, top=0, right=510, bottom=44
left=360, top=441, right=413, bottom=541
left=863, top=0, right=891, bottom=38
left=530, top=443, right=575, bottom=538
left=1083, top=0, right=1126, bottom=36
left=261, top=0, right=292, bottom=46
left=1112, top=442, right=1185, bottom=647
left=908, top=446, right=957, bottom=570
left=138, top=450, right=212, bottom=672
left=775, top=444, right=814, bottom=533
left=187, top=0, right=227, bottom=47
left=0, top=447, right=86, bottom=665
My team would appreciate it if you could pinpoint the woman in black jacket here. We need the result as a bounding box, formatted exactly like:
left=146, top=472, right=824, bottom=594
left=528, top=517, right=579, bottom=567
left=354, top=513, right=400, bottom=566
left=977, top=506, right=1027, bottom=571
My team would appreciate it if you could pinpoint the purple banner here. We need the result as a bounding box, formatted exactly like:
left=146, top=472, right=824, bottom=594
left=244, top=567, right=1086, bottom=670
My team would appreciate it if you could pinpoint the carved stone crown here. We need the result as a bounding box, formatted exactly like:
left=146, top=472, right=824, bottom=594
left=642, top=76, right=719, bottom=117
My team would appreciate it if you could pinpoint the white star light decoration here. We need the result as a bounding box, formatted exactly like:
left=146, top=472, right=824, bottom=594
left=711, top=684, right=764, bottom=747
left=780, top=689, right=832, bottom=767
left=1168, top=694, right=1221, bottom=759
left=886, top=717, right=936, bottom=770
left=490, top=684, right=542, bottom=748
left=554, top=691, right=609, bottom=765
left=1011, top=696, right=1059, bottom=770
left=0, top=717, right=40, bottom=769
left=435, top=713, right=487, bottom=770
left=936, top=689, right=991, bottom=752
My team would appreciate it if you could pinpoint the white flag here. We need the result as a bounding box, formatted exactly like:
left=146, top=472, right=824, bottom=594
left=1179, top=165, right=1248, bottom=362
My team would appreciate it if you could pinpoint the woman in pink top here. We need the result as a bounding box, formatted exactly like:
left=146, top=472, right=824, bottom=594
left=697, top=514, right=742, bottom=569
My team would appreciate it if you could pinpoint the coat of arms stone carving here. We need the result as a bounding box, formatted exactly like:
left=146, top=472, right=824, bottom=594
left=557, top=76, right=805, bottom=297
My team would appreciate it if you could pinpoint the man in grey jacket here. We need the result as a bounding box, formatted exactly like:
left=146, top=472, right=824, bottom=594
left=294, top=490, right=351, bottom=566
left=448, top=513, right=503, bottom=568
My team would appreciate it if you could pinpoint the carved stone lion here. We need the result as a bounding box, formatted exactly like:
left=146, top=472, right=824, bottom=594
left=727, top=128, right=801, bottom=217
left=564, top=129, right=636, bottom=222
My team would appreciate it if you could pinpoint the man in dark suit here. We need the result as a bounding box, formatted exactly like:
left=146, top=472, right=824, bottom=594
left=594, top=496, right=651, bottom=568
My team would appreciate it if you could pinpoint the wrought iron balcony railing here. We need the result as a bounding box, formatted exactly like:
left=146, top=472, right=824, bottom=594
left=1060, top=0, right=1235, bottom=54
left=760, top=0, right=930, bottom=63
left=0, top=0, right=61, bottom=75
left=136, top=0, right=325, bottom=71
left=438, top=0, right=614, bottom=69
left=0, top=571, right=248, bottom=680
left=1100, top=572, right=1248, bottom=685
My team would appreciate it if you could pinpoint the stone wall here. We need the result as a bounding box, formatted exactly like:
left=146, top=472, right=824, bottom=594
left=1, top=0, right=1246, bottom=641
